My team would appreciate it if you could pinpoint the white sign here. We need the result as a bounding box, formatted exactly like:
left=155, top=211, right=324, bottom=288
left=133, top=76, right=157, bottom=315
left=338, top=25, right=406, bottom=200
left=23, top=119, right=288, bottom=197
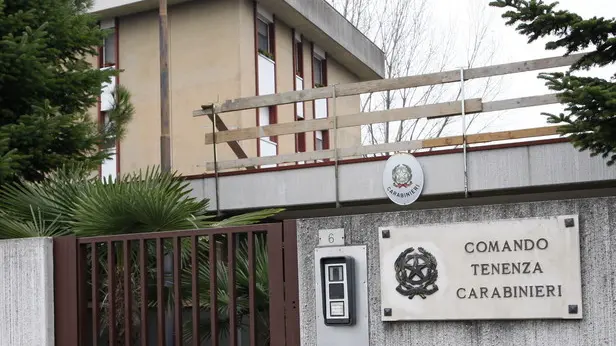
left=382, top=154, right=424, bottom=205
left=378, top=215, right=583, bottom=321
left=318, top=228, right=345, bottom=247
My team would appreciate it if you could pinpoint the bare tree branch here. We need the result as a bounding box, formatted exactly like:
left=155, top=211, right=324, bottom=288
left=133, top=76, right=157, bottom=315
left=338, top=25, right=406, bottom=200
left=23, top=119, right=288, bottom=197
left=326, top=0, right=506, bottom=151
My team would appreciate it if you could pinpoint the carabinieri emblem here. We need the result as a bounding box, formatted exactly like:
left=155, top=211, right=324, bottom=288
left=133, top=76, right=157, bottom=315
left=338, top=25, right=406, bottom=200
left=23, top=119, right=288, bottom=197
left=394, top=247, right=439, bottom=299
left=391, top=163, right=413, bottom=188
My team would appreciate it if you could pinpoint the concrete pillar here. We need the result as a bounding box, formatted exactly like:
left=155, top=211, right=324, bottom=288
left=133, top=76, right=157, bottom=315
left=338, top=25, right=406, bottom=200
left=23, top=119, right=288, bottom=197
left=0, top=238, right=54, bottom=346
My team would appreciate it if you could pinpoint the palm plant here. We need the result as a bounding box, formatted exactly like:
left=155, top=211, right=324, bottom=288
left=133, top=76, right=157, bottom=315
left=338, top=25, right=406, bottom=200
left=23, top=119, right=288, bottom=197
left=179, top=233, right=271, bottom=345
left=0, top=164, right=282, bottom=345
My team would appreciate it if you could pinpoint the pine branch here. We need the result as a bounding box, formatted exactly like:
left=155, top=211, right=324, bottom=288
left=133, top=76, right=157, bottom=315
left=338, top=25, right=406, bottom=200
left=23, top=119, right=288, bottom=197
left=101, top=84, right=135, bottom=148
left=491, top=0, right=616, bottom=165
left=0, top=0, right=128, bottom=183
left=489, top=0, right=616, bottom=71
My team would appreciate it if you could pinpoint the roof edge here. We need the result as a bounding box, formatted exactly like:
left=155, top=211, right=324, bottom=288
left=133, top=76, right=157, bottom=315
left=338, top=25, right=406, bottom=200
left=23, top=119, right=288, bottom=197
left=260, top=0, right=386, bottom=80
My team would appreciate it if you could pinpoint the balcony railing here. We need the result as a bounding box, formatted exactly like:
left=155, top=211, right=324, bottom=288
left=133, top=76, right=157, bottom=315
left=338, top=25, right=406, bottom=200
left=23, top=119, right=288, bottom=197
left=195, top=53, right=586, bottom=172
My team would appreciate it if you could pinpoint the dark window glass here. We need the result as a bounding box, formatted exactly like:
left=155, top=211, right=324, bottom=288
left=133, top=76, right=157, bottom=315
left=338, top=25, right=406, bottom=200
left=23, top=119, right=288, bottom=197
left=315, top=131, right=323, bottom=151
left=313, top=57, right=323, bottom=86
left=294, top=40, right=303, bottom=76
left=257, top=19, right=269, bottom=53
left=103, top=29, right=116, bottom=66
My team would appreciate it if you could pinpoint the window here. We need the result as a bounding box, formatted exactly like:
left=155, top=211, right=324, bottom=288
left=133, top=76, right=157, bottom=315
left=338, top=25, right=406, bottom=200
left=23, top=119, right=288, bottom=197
left=296, top=119, right=306, bottom=153
left=257, top=19, right=269, bottom=53
left=100, top=111, right=117, bottom=181
left=315, top=130, right=324, bottom=151
left=257, top=17, right=275, bottom=60
left=102, top=28, right=116, bottom=66
left=294, top=40, right=303, bottom=77
left=313, top=57, right=324, bottom=87
left=269, top=106, right=278, bottom=143
left=296, top=132, right=306, bottom=152
left=315, top=130, right=329, bottom=151
left=101, top=111, right=116, bottom=149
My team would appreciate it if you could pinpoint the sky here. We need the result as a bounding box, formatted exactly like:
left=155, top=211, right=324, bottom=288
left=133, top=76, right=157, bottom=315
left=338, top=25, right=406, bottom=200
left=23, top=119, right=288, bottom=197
left=428, top=0, right=615, bottom=135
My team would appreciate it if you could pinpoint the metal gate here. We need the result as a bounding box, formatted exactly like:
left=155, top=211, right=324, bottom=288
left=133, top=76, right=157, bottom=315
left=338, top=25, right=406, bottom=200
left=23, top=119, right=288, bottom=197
left=53, top=220, right=300, bottom=346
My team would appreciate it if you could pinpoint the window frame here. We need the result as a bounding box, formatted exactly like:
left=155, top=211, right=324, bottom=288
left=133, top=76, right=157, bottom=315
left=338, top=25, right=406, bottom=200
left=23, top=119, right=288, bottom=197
left=268, top=106, right=278, bottom=144
left=101, top=27, right=116, bottom=67
left=294, top=39, right=303, bottom=77
left=296, top=131, right=306, bottom=153
left=315, top=130, right=324, bottom=151
left=256, top=16, right=275, bottom=60
left=257, top=18, right=270, bottom=54
left=313, top=56, right=324, bottom=87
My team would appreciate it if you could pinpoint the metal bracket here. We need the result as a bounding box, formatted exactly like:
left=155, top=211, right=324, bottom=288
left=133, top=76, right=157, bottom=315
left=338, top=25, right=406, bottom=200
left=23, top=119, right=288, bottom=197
left=460, top=67, right=469, bottom=198
left=203, top=103, right=222, bottom=218
left=333, top=85, right=341, bottom=208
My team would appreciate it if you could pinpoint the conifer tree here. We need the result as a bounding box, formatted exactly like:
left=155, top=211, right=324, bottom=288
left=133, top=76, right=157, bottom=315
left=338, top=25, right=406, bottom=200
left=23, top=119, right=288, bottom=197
left=0, top=0, right=132, bottom=183
left=490, top=0, right=616, bottom=164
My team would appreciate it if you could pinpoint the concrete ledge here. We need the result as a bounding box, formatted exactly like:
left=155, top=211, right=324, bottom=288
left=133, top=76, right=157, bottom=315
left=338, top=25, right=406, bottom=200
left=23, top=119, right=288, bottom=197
left=89, top=0, right=192, bottom=19
left=0, top=238, right=54, bottom=346
left=259, top=0, right=385, bottom=80
left=188, top=141, right=616, bottom=211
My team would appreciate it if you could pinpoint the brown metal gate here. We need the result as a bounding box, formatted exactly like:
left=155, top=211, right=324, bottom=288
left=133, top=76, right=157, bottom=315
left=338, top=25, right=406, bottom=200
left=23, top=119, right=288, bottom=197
left=53, top=220, right=300, bottom=346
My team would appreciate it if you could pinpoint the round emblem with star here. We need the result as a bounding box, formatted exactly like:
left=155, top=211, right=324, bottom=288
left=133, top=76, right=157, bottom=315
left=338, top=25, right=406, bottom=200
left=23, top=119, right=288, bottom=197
left=382, top=153, right=424, bottom=205
left=394, top=247, right=439, bottom=299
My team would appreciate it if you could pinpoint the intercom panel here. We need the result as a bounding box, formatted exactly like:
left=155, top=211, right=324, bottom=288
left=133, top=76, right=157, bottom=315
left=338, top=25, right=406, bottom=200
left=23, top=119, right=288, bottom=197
left=314, top=245, right=369, bottom=346
left=320, top=256, right=355, bottom=325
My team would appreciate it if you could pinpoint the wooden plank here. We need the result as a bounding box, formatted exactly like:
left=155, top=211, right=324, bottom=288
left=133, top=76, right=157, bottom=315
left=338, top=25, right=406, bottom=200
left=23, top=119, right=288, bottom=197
left=206, top=149, right=336, bottom=171
left=204, top=92, right=562, bottom=145
left=194, top=53, right=584, bottom=116
left=346, top=99, right=482, bottom=126
left=206, top=140, right=424, bottom=171
left=206, top=118, right=333, bottom=145
left=205, top=99, right=483, bottom=145
left=482, top=94, right=561, bottom=113
left=206, top=126, right=563, bottom=170
left=207, top=114, right=256, bottom=169
left=423, top=126, right=561, bottom=147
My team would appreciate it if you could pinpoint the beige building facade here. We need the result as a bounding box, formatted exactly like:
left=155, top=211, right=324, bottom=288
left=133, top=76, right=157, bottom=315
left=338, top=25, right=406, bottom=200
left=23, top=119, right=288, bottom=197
left=92, top=0, right=385, bottom=178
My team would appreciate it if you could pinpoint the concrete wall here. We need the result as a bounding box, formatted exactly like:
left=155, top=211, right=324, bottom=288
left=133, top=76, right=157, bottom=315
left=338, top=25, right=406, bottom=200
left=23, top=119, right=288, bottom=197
left=327, top=58, right=361, bottom=151
left=0, top=238, right=54, bottom=346
left=90, top=0, right=385, bottom=81
left=118, top=0, right=257, bottom=176
left=113, top=0, right=365, bottom=176
left=296, top=196, right=616, bottom=346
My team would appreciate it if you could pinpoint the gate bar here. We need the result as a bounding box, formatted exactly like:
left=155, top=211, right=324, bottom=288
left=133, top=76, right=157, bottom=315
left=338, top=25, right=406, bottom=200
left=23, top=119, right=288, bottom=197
left=267, top=224, right=286, bottom=345
left=70, top=224, right=296, bottom=346
left=53, top=237, right=79, bottom=346
left=191, top=236, right=200, bottom=346
left=209, top=233, right=219, bottom=346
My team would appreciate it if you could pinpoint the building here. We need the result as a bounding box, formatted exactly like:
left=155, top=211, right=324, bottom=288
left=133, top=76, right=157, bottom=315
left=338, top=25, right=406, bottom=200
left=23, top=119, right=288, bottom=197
left=91, top=0, right=385, bottom=178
